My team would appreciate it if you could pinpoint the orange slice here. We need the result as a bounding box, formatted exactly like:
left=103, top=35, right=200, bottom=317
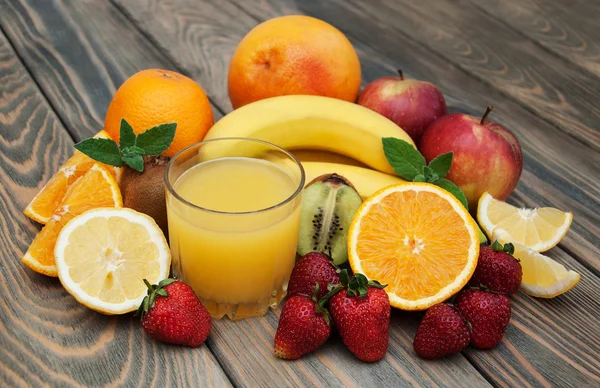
left=348, top=182, right=480, bottom=311
left=22, top=164, right=122, bottom=276
left=24, top=130, right=122, bottom=224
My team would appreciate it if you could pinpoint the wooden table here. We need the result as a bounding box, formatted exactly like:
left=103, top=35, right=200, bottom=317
left=1, top=0, right=598, bottom=386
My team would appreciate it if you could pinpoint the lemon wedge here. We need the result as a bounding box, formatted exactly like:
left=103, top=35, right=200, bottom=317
left=54, top=208, right=170, bottom=314
left=477, top=192, right=572, bottom=252
left=493, top=230, right=580, bottom=298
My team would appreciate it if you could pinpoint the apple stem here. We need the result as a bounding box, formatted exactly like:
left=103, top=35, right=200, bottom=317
left=397, top=69, right=404, bottom=80
left=481, top=105, right=494, bottom=125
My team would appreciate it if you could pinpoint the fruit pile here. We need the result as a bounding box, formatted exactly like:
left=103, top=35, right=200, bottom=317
left=20, top=14, right=579, bottom=359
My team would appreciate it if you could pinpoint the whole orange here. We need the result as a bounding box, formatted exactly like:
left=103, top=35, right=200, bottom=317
left=228, top=15, right=362, bottom=109
left=104, top=69, right=214, bottom=157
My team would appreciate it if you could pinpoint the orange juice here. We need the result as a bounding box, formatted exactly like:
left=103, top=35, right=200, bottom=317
left=166, top=156, right=302, bottom=320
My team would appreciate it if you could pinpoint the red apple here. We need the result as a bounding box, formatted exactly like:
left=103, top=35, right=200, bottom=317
left=419, top=106, right=523, bottom=211
left=358, top=70, right=447, bottom=143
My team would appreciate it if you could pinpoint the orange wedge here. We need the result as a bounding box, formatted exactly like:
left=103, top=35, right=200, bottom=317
left=348, top=182, right=480, bottom=311
left=24, top=130, right=122, bottom=224
left=22, top=164, right=122, bottom=276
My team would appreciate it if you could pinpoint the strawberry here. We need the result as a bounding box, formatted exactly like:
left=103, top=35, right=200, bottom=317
left=456, top=288, right=511, bottom=349
left=470, top=241, right=522, bottom=296
left=413, top=303, right=471, bottom=359
left=136, top=279, right=212, bottom=347
left=287, top=252, right=340, bottom=299
left=328, top=270, right=390, bottom=362
left=274, top=284, right=331, bottom=360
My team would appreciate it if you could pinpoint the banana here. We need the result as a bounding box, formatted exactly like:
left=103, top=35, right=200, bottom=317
left=301, top=161, right=405, bottom=199
left=205, top=95, right=414, bottom=175
left=291, top=149, right=367, bottom=167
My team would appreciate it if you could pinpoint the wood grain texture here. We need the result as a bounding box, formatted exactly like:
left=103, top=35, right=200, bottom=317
left=0, top=0, right=222, bottom=142
left=471, top=0, right=600, bottom=78
left=111, top=0, right=244, bottom=113
left=350, top=0, right=600, bottom=153
left=0, top=22, right=230, bottom=388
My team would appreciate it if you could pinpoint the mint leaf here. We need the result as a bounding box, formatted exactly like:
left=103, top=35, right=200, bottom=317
left=119, top=119, right=136, bottom=149
left=136, top=123, right=176, bottom=155
left=382, top=137, right=426, bottom=180
left=435, top=178, right=469, bottom=209
left=74, top=138, right=123, bottom=167
left=422, top=166, right=440, bottom=183
left=122, top=153, right=144, bottom=172
left=413, top=174, right=426, bottom=182
left=428, top=152, right=453, bottom=179
left=121, top=145, right=145, bottom=156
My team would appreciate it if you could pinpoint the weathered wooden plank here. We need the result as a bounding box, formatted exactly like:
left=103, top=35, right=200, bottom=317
left=0, top=0, right=222, bottom=142
left=471, top=0, right=600, bottom=78
left=350, top=0, right=600, bottom=153
left=0, top=26, right=231, bottom=388
left=113, top=0, right=599, bottom=272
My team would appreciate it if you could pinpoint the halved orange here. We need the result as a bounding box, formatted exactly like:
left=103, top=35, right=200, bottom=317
left=24, top=130, right=122, bottom=224
left=348, top=182, right=480, bottom=311
left=22, top=164, right=122, bottom=276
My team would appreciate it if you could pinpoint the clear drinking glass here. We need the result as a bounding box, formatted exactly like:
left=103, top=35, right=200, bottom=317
left=165, top=138, right=304, bottom=320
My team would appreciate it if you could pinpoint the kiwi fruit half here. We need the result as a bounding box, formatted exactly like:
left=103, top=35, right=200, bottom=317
left=297, top=173, right=363, bottom=265
left=120, top=155, right=170, bottom=236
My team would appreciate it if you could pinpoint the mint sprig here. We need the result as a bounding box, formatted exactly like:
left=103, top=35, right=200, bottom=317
left=74, top=119, right=176, bottom=172
left=382, top=137, right=469, bottom=209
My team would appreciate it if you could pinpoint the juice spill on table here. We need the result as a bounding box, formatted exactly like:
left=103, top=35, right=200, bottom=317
left=167, top=156, right=301, bottom=320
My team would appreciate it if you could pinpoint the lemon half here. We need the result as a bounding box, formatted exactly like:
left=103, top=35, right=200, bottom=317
left=55, top=208, right=170, bottom=314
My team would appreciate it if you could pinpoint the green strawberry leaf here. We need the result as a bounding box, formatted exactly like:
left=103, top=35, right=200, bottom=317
left=158, top=278, right=177, bottom=288
left=74, top=138, right=123, bottom=167
left=503, top=243, right=515, bottom=255
left=491, top=240, right=515, bottom=255
left=339, top=269, right=350, bottom=287
left=491, top=240, right=503, bottom=251
left=136, top=123, right=177, bottom=155
left=119, top=118, right=136, bottom=150
left=358, top=286, right=368, bottom=298
left=382, top=137, right=426, bottom=180
left=156, top=289, right=168, bottom=297
left=356, top=273, right=368, bottom=286
left=435, top=178, right=469, bottom=210
left=122, top=153, right=144, bottom=172
left=428, top=152, right=453, bottom=179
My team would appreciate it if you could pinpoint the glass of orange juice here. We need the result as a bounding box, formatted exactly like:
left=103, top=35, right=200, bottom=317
left=165, top=138, right=305, bottom=320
